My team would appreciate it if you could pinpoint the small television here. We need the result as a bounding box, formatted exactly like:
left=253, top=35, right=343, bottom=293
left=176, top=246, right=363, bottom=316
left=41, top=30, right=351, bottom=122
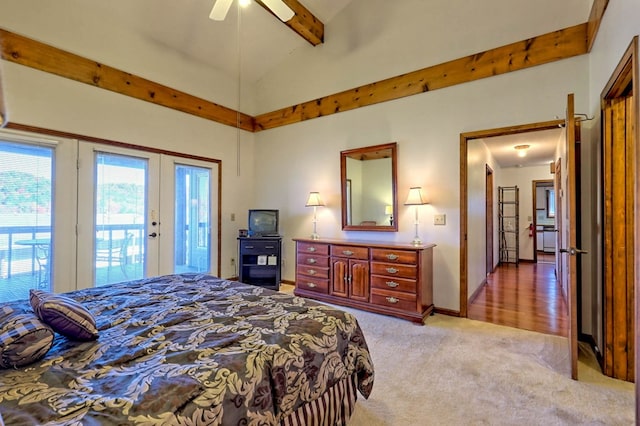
left=248, top=209, right=279, bottom=237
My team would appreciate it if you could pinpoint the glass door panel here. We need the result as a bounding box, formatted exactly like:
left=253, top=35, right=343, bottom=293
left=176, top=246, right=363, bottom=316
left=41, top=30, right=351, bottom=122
left=94, top=153, right=147, bottom=286
left=0, top=140, right=53, bottom=302
left=174, top=165, right=210, bottom=273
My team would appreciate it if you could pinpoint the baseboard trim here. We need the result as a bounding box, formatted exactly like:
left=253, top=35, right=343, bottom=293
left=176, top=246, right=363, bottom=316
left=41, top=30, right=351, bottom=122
left=468, top=278, right=487, bottom=305
left=434, top=307, right=460, bottom=317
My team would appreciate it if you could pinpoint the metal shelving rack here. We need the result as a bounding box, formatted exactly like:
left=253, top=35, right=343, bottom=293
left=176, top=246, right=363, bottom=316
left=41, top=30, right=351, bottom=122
left=498, top=186, right=519, bottom=266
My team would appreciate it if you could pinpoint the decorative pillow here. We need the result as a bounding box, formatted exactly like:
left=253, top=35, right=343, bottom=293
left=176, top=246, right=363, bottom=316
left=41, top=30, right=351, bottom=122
left=29, top=290, right=99, bottom=341
left=0, top=305, right=54, bottom=368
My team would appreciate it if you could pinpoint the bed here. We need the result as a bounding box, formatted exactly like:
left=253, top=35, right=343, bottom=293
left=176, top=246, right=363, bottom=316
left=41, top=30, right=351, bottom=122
left=0, top=273, right=374, bottom=425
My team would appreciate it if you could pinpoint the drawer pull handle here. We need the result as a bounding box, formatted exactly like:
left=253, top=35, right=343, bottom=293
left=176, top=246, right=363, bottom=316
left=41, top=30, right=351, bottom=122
left=246, top=245, right=254, bottom=249
left=308, top=269, right=316, bottom=275
left=307, top=282, right=316, bottom=288
left=342, top=250, right=354, bottom=256
left=386, top=297, right=399, bottom=304
left=386, top=281, right=399, bottom=288
left=307, top=258, right=317, bottom=264
left=386, top=267, right=398, bottom=274
left=307, top=247, right=317, bottom=252
left=386, top=254, right=399, bottom=260
left=265, top=246, right=275, bottom=249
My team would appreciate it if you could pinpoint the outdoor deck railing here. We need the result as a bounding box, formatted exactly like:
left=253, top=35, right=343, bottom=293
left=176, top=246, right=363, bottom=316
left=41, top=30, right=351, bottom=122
left=0, top=224, right=145, bottom=279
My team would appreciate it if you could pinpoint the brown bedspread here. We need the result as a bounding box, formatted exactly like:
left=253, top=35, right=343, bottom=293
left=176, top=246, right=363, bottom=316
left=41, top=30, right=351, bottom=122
left=0, top=274, right=374, bottom=425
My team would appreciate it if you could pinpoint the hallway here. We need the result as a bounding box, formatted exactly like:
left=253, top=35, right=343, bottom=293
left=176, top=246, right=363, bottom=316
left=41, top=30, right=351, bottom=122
left=468, top=259, right=568, bottom=337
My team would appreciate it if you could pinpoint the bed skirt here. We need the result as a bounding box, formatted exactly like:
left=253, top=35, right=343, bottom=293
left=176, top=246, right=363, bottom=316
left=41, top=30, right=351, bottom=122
left=282, top=374, right=358, bottom=426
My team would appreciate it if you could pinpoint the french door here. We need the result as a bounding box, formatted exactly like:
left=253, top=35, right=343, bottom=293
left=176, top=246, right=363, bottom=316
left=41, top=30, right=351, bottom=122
left=77, top=143, right=218, bottom=288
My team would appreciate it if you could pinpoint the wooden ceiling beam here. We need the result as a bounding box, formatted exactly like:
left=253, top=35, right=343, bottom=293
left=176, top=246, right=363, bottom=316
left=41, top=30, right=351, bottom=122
left=0, top=16, right=600, bottom=134
left=254, top=24, right=588, bottom=131
left=255, top=0, right=324, bottom=46
left=587, top=0, right=609, bottom=52
left=0, top=29, right=255, bottom=131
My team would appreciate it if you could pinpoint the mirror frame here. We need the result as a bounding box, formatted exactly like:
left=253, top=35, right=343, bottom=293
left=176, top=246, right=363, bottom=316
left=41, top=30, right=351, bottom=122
left=340, top=142, right=398, bottom=232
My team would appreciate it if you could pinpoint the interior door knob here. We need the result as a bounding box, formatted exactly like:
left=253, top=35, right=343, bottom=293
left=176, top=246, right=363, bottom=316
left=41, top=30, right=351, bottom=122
left=148, top=232, right=158, bottom=238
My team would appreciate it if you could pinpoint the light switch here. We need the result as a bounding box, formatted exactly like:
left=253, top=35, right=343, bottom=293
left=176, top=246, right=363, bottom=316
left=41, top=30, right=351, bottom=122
left=434, top=214, right=446, bottom=225
left=231, top=213, right=236, bottom=221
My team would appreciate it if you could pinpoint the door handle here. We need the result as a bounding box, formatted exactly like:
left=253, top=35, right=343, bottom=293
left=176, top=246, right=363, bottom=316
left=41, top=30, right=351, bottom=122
left=148, top=232, right=158, bottom=238
left=559, top=247, right=588, bottom=255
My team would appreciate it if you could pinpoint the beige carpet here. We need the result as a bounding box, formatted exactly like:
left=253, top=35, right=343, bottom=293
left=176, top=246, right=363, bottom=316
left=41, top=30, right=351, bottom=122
left=342, top=309, right=635, bottom=425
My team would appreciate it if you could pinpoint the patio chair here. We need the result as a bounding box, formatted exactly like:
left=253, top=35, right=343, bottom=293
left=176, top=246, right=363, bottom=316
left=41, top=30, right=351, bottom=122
left=96, top=233, right=134, bottom=278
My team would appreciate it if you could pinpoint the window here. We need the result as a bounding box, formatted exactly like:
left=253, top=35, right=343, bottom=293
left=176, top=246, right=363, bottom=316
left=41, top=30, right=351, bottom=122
left=546, top=189, right=555, bottom=218
left=0, top=140, right=53, bottom=302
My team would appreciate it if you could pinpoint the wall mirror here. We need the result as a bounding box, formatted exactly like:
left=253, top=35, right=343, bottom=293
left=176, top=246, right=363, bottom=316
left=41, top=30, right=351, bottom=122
left=341, top=142, right=398, bottom=231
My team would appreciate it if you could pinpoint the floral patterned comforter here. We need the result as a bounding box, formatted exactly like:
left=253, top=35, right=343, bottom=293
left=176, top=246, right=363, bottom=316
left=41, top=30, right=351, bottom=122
left=0, top=274, right=374, bottom=425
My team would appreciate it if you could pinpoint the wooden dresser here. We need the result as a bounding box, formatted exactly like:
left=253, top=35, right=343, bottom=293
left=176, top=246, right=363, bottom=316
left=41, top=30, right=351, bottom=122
left=293, top=238, right=435, bottom=324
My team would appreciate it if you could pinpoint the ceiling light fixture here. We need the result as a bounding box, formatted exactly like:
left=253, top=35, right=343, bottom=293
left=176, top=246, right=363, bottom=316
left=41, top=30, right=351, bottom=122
left=514, top=144, right=530, bottom=158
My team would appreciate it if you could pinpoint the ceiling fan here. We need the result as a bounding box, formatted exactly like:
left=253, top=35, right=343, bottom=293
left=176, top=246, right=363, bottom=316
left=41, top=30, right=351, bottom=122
left=209, top=0, right=295, bottom=22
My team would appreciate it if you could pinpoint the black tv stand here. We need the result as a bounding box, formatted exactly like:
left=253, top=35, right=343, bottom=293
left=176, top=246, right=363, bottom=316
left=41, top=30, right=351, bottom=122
left=238, top=236, right=282, bottom=291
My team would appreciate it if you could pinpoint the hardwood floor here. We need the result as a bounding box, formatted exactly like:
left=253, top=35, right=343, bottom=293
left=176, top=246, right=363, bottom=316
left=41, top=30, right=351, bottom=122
left=468, top=259, right=568, bottom=337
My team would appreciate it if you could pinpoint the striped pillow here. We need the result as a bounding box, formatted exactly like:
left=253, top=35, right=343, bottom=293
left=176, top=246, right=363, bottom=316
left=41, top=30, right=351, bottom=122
left=0, top=306, right=54, bottom=368
left=30, top=290, right=99, bottom=341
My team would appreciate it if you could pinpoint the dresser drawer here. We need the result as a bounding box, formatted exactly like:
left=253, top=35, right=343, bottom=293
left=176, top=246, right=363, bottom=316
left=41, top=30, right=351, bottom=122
left=296, top=276, right=329, bottom=294
left=370, top=248, right=417, bottom=264
left=297, top=265, right=330, bottom=279
left=240, top=240, right=279, bottom=254
left=297, top=242, right=329, bottom=256
left=371, top=275, right=417, bottom=294
left=370, top=262, right=417, bottom=279
left=371, top=288, right=417, bottom=311
left=330, top=245, right=369, bottom=260
left=297, top=253, right=330, bottom=267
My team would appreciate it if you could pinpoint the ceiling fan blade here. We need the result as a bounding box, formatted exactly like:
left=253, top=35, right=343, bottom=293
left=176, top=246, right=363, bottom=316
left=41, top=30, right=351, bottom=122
left=261, top=0, right=295, bottom=21
left=209, top=0, right=233, bottom=21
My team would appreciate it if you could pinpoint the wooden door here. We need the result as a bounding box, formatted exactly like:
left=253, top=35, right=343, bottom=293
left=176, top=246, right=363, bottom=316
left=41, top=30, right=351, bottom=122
left=561, top=93, right=580, bottom=380
left=350, top=260, right=370, bottom=302
left=602, top=94, right=635, bottom=381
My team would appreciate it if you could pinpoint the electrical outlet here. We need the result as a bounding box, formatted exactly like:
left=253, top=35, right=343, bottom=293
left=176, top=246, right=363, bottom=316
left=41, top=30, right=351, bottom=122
left=434, top=214, right=446, bottom=225
left=230, top=257, right=235, bottom=265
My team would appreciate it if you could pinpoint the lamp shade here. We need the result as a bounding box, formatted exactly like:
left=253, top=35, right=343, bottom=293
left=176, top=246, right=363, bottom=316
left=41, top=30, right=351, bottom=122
left=404, top=187, right=427, bottom=205
left=305, top=192, right=325, bottom=207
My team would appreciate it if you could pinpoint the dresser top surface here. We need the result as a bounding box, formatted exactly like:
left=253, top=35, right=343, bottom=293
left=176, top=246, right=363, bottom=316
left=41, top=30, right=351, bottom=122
left=292, top=238, right=436, bottom=250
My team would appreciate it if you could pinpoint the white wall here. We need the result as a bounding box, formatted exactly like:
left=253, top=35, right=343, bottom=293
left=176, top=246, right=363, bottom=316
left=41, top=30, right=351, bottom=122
left=253, top=58, right=588, bottom=310
left=466, top=139, right=500, bottom=299
left=252, top=0, right=591, bottom=311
